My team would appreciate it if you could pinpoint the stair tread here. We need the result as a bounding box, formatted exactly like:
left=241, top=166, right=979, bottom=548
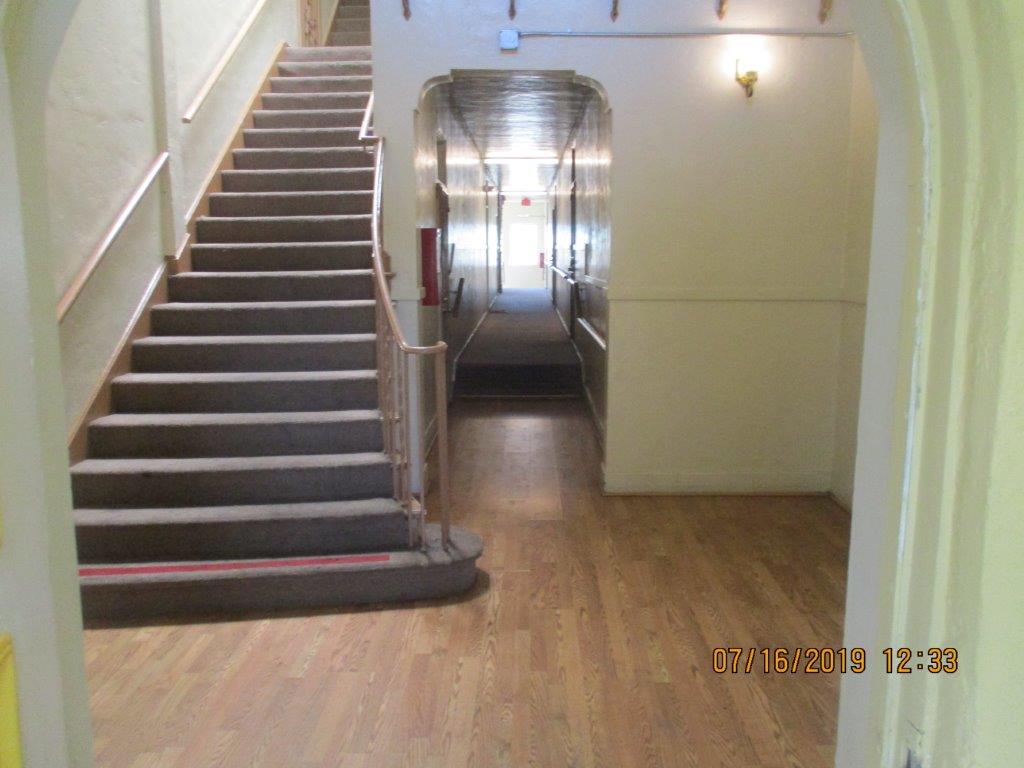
left=72, top=451, right=390, bottom=475
left=114, top=369, right=377, bottom=384
left=197, top=213, right=371, bottom=222
left=234, top=146, right=369, bottom=152
left=222, top=166, right=372, bottom=172
left=154, top=299, right=375, bottom=309
left=79, top=526, right=483, bottom=584
left=285, top=46, right=371, bottom=54
left=254, top=108, right=365, bottom=114
left=171, top=269, right=373, bottom=277
left=209, top=188, right=371, bottom=195
left=221, top=168, right=373, bottom=178
left=89, top=409, right=381, bottom=428
left=190, top=241, right=372, bottom=247
left=133, top=333, right=376, bottom=345
left=75, top=497, right=402, bottom=527
left=271, top=75, right=371, bottom=82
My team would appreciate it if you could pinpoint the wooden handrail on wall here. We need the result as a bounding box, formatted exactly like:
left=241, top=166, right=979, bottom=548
left=359, top=93, right=453, bottom=549
left=56, top=151, right=170, bottom=321
left=182, top=0, right=273, bottom=123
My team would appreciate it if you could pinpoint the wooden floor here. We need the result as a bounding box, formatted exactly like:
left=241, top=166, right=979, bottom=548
left=85, top=400, right=851, bottom=768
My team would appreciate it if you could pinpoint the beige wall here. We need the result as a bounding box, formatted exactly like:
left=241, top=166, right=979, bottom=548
left=831, top=46, right=877, bottom=509
left=47, top=0, right=166, bottom=426
left=0, top=18, right=94, bottom=764
left=168, top=0, right=300, bottom=218
left=49, top=0, right=300, bottom=429
left=372, top=2, right=877, bottom=497
left=3, top=0, right=1024, bottom=765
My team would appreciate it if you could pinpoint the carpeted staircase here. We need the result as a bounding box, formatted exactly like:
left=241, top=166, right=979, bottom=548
left=72, top=15, right=482, bottom=623
left=455, top=288, right=583, bottom=398
left=327, top=0, right=371, bottom=48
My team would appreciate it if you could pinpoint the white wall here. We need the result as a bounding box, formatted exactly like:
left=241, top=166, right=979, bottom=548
left=0, top=47, right=94, bottom=768
left=47, top=0, right=165, bottom=425
left=167, top=0, right=300, bottom=221
left=371, top=1, right=877, bottom=496
left=830, top=46, right=877, bottom=508
left=48, top=0, right=300, bottom=429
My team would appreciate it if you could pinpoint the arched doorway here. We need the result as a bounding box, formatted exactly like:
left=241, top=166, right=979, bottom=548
left=2, top=1, right=1021, bottom=765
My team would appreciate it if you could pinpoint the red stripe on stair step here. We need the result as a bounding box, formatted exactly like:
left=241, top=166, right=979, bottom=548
left=80, top=553, right=391, bottom=578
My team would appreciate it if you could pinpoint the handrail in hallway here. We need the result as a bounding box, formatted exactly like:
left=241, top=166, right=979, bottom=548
left=56, top=151, right=170, bottom=321
left=549, top=264, right=576, bottom=285
left=359, top=92, right=453, bottom=549
left=181, top=0, right=273, bottom=123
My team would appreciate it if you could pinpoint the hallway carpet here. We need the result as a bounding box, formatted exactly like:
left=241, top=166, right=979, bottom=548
left=454, top=288, right=582, bottom=397
left=84, top=400, right=851, bottom=768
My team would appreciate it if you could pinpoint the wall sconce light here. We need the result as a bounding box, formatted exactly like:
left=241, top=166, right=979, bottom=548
left=735, top=59, right=759, bottom=98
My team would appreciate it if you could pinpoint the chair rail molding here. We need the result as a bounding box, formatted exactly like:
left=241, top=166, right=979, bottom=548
left=181, top=0, right=273, bottom=123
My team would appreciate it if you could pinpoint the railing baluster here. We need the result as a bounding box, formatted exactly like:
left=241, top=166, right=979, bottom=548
left=433, top=354, right=451, bottom=547
left=360, top=92, right=452, bottom=552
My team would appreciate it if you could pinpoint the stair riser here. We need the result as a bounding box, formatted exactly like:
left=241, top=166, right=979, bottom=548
left=252, top=109, right=364, bottom=129
left=76, top=513, right=407, bottom=564
left=169, top=274, right=374, bottom=302
left=209, top=192, right=371, bottom=217
left=269, top=77, right=371, bottom=94
left=196, top=216, right=371, bottom=242
left=132, top=340, right=376, bottom=373
left=276, top=62, right=371, bottom=77
left=281, top=46, right=371, bottom=62
left=72, top=462, right=393, bottom=508
left=151, top=304, right=375, bottom=335
left=332, top=18, right=370, bottom=31
left=329, top=33, right=372, bottom=46
left=243, top=128, right=361, bottom=148
left=261, top=93, right=369, bottom=111
left=113, top=377, right=378, bottom=413
left=336, top=4, right=370, bottom=15
left=221, top=169, right=373, bottom=192
left=88, top=419, right=383, bottom=458
left=190, top=244, right=372, bottom=271
left=232, top=148, right=372, bottom=170
left=79, top=556, right=477, bottom=623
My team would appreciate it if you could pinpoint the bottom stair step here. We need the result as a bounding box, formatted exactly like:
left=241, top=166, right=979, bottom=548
left=75, top=498, right=408, bottom=563
left=79, top=525, right=483, bottom=623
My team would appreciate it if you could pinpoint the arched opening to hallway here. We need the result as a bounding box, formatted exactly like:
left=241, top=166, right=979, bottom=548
left=2, top=0, right=1022, bottom=766
left=416, top=71, right=610, bottom=408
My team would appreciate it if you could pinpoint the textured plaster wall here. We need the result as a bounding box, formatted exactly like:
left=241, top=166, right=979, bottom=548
left=46, top=0, right=165, bottom=424
left=168, top=0, right=300, bottom=219
left=48, top=0, right=299, bottom=428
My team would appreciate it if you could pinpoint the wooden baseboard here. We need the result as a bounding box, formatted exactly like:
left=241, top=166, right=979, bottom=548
left=826, top=491, right=852, bottom=514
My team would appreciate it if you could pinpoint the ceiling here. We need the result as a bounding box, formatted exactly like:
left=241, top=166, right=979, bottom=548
left=433, top=71, right=598, bottom=191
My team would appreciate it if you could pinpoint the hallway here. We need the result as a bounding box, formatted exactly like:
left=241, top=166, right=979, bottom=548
left=84, top=400, right=850, bottom=767
left=454, top=289, right=582, bottom=398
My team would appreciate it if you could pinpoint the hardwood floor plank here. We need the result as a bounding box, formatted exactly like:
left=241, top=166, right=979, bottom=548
left=86, top=399, right=850, bottom=767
